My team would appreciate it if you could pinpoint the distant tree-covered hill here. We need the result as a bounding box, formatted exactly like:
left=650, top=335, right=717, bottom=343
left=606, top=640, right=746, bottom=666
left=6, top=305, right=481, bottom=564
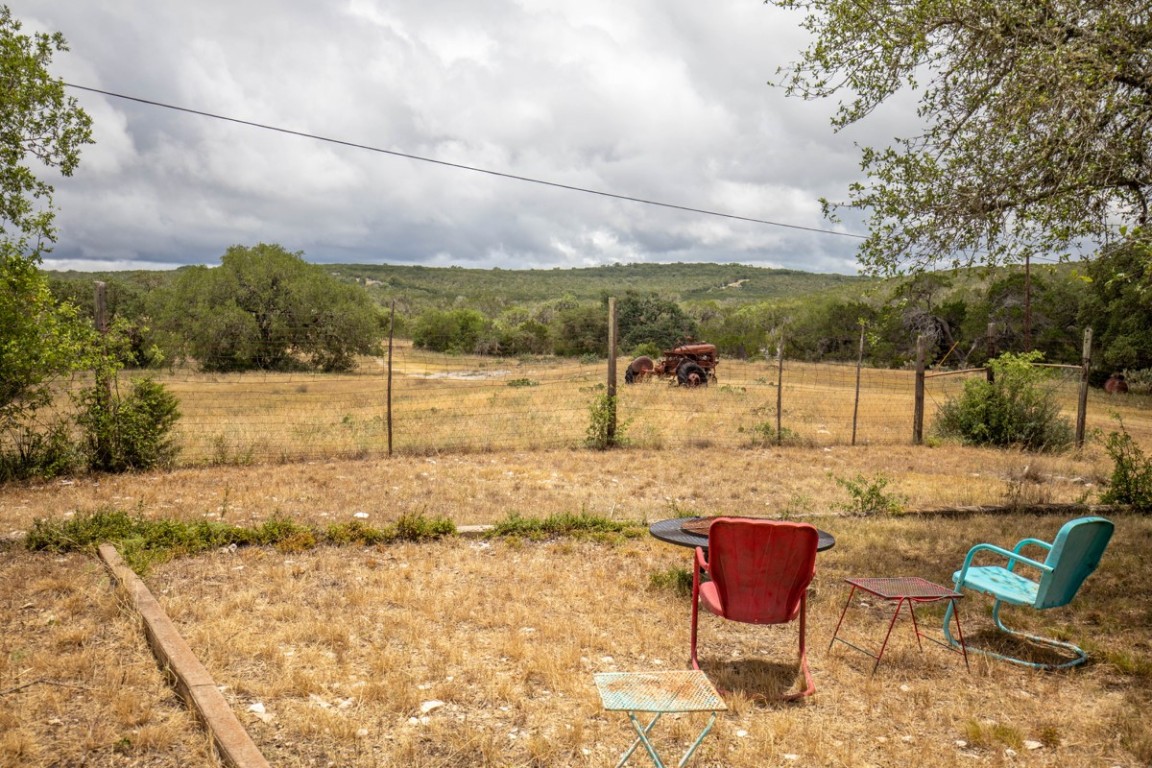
left=52, top=256, right=1142, bottom=374
left=327, top=262, right=870, bottom=308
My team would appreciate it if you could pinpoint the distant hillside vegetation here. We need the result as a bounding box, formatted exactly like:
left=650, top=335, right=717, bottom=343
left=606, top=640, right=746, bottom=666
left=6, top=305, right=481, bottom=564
left=327, top=262, right=870, bottom=307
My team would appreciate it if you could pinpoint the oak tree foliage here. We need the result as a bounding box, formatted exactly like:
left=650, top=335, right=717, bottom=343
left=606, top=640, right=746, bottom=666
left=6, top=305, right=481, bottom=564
left=0, top=5, right=92, bottom=243
left=0, top=5, right=93, bottom=421
left=771, top=0, right=1152, bottom=274
left=158, top=243, right=384, bottom=373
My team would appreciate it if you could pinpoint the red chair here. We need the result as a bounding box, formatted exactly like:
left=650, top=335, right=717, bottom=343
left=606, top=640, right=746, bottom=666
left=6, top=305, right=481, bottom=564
left=690, top=518, right=819, bottom=699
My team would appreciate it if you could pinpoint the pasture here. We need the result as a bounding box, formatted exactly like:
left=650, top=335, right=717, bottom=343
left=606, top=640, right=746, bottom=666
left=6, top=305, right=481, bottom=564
left=70, top=344, right=1152, bottom=463
left=2, top=356, right=1152, bottom=767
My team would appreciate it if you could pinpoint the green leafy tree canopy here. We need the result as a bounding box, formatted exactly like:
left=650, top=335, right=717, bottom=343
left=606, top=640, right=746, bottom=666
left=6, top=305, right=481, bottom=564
left=0, top=5, right=93, bottom=243
left=771, top=0, right=1152, bottom=274
left=0, top=6, right=94, bottom=423
left=157, top=244, right=383, bottom=372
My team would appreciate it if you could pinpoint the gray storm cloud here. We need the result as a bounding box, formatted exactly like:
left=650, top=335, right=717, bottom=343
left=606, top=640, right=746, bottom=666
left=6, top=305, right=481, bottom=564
left=14, top=0, right=893, bottom=273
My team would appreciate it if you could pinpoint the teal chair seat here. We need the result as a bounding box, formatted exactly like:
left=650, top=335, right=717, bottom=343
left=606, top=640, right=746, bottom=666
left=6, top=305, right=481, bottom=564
left=956, top=565, right=1039, bottom=606
left=943, top=516, right=1114, bottom=670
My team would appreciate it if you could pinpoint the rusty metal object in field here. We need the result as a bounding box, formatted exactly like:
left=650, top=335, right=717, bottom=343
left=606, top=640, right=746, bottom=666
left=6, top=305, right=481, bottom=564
left=625, top=341, right=718, bottom=387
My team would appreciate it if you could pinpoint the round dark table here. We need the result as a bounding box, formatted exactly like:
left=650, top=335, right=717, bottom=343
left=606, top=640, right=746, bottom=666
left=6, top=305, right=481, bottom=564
left=649, top=517, right=835, bottom=553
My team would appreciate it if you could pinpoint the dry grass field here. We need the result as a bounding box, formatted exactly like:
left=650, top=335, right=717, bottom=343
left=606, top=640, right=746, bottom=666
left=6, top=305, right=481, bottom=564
left=84, top=345, right=1152, bottom=463
left=3, top=360, right=1152, bottom=767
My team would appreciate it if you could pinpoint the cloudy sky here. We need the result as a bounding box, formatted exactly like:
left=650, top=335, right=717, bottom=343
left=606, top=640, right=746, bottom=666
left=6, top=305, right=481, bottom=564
left=15, top=0, right=909, bottom=274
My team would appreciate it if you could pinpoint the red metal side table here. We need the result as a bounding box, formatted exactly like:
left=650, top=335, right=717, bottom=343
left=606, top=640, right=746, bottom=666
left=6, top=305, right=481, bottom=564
left=829, top=576, right=969, bottom=672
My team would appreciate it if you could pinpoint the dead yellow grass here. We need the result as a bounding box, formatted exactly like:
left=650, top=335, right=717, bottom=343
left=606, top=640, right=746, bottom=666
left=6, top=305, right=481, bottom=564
left=2, top=445, right=1151, bottom=766
left=4, top=511, right=1149, bottom=767
left=0, top=444, right=1116, bottom=536
left=0, top=552, right=220, bottom=768
left=66, top=346, right=1152, bottom=463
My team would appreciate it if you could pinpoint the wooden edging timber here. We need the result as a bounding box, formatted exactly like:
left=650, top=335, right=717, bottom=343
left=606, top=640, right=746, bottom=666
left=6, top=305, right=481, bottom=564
left=98, top=543, right=271, bottom=768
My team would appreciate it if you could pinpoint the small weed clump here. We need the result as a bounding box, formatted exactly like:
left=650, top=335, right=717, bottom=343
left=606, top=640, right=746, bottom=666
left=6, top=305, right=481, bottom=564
left=963, top=719, right=1024, bottom=750
left=832, top=472, right=906, bottom=516
left=392, top=511, right=456, bottom=541
left=648, top=566, right=693, bottom=597
left=325, top=519, right=391, bottom=545
left=585, top=394, right=629, bottom=449
left=743, top=421, right=805, bottom=447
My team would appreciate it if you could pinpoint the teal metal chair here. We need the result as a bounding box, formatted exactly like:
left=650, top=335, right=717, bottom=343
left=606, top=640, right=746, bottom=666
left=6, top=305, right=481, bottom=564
left=943, top=516, right=1114, bottom=669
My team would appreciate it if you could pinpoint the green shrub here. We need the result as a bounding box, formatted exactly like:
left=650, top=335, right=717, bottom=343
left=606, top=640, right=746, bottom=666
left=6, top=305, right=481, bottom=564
left=0, top=419, right=82, bottom=482
left=935, top=351, right=1073, bottom=451
left=1100, top=419, right=1152, bottom=511
left=77, top=377, right=181, bottom=472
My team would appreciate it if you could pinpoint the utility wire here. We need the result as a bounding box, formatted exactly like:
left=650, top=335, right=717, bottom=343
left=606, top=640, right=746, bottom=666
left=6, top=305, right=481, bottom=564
left=65, top=83, right=866, bottom=240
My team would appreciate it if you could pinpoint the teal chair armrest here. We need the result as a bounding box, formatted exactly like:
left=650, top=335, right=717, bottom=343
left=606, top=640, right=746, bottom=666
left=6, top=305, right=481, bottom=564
left=956, top=542, right=1052, bottom=586
left=1009, top=537, right=1054, bottom=571
left=1012, top=537, right=1053, bottom=556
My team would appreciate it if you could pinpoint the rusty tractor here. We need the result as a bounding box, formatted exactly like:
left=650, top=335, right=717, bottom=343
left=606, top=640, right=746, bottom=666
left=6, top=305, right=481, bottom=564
left=625, top=342, right=718, bottom=387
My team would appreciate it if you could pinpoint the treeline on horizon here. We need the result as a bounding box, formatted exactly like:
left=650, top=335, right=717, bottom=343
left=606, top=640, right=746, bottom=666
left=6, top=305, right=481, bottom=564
left=45, top=242, right=1152, bottom=388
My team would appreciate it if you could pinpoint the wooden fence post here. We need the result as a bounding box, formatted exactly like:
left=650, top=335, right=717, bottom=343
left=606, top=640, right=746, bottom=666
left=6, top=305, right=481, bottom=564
left=386, top=300, right=395, bottom=457
left=775, top=338, right=784, bottom=446
left=986, top=322, right=997, bottom=382
left=607, top=297, right=617, bottom=445
left=1076, top=327, right=1092, bottom=449
left=852, top=323, right=865, bottom=446
left=913, top=334, right=926, bottom=445
left=93, top=281, right=112, bottom=462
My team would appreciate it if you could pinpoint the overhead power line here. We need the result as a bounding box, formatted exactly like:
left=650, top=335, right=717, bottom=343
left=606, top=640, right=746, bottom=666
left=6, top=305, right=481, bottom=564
left=65, top=83, right=866, bottom=240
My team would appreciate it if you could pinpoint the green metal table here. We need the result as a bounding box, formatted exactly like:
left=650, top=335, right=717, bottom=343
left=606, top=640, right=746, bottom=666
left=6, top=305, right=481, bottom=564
left=593, top=670, right=726, bottom=768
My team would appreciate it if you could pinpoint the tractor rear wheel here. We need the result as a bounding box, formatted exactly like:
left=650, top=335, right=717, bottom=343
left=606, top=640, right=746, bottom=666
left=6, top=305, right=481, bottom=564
left=676, top=360, right=708, bottom=387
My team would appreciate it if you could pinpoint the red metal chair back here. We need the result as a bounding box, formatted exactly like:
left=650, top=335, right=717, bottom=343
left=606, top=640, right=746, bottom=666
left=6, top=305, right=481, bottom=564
left=706, top=518, right=819, bottom=624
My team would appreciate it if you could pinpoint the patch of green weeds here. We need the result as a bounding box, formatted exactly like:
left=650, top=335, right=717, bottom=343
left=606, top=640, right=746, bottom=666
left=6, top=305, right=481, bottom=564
left=325, top=519, right=390, bottom=545
left=488, top=511, right=642, bottom=542
left=586, top=394, right=630, bottom=449
left=648, top=566, right=693, bottom=597
left=742, top=421, right=805, bottom=447
left=390, top=511, right=456, bottom=541
left=832, top=472, right=906, bottom=516
left=25, top=508, right=255, bottom=573
left=963, top=720, right=1023, bottom=750
left=24, top=508, right=455, bottom=573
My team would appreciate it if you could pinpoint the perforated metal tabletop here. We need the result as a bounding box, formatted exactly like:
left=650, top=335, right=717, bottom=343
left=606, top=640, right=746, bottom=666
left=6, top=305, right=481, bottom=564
left=593, top=671, right=726, bottom=713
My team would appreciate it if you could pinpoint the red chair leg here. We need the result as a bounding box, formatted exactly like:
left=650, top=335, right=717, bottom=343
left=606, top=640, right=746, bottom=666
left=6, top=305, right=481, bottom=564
left=690, top=558, right=702, bottom=669
left=784, top=593, right=815, bottom=700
